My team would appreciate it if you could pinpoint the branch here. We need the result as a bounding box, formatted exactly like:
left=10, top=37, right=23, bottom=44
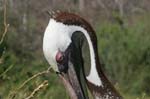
left=9, top=67, right=52, bottom=99
left=0, top=64, right=14, bottom=77
left=18, top=67, right=51, bottom=90
left=25, top=80, right=49, bottom=99
left=9, top=65, right=78, bottom=99
left=0, top=0, right=9, bottom=45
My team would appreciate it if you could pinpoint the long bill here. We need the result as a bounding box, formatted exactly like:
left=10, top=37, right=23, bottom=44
left=59, top=74, right=78, bottom=99
left=58, top=61, right=85, bottom=99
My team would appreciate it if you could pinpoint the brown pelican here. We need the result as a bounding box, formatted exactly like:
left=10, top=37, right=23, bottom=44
left=43, top=11, right=122, bottom=99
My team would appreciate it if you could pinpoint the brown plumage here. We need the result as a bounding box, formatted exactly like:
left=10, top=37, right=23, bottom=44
left=47, top=11, right=122, bottom=99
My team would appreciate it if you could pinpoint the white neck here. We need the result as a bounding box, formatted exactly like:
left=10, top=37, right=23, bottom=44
left=69, top=26, right=102, bottom=86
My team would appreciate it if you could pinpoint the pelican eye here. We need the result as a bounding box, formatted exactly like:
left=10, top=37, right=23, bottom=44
left=56, top=51, right=64, bottom=64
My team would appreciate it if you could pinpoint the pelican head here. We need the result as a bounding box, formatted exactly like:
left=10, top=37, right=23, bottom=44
left=43, top=11, right=122, bottom=99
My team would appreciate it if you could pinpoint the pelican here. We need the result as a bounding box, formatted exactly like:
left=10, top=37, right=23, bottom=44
left=43, top=11, right=122, bottom=99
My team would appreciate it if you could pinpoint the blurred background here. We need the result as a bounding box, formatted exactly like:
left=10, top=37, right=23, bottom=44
left=0, top=0, right=150, bottom=99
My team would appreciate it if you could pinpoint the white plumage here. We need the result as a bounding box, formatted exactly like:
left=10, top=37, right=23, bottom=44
left=43, top=19, right=102, bottom=86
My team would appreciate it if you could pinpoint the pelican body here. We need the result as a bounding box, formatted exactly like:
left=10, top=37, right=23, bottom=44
left=43, top=12, right=122, bottom=99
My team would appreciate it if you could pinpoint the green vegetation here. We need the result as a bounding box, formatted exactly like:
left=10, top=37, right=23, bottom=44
left=96, top=14, right=150, bottom=98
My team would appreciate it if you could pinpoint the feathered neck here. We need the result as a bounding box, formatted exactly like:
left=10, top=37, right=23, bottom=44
left=49, top=11, right=122, bottom=99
